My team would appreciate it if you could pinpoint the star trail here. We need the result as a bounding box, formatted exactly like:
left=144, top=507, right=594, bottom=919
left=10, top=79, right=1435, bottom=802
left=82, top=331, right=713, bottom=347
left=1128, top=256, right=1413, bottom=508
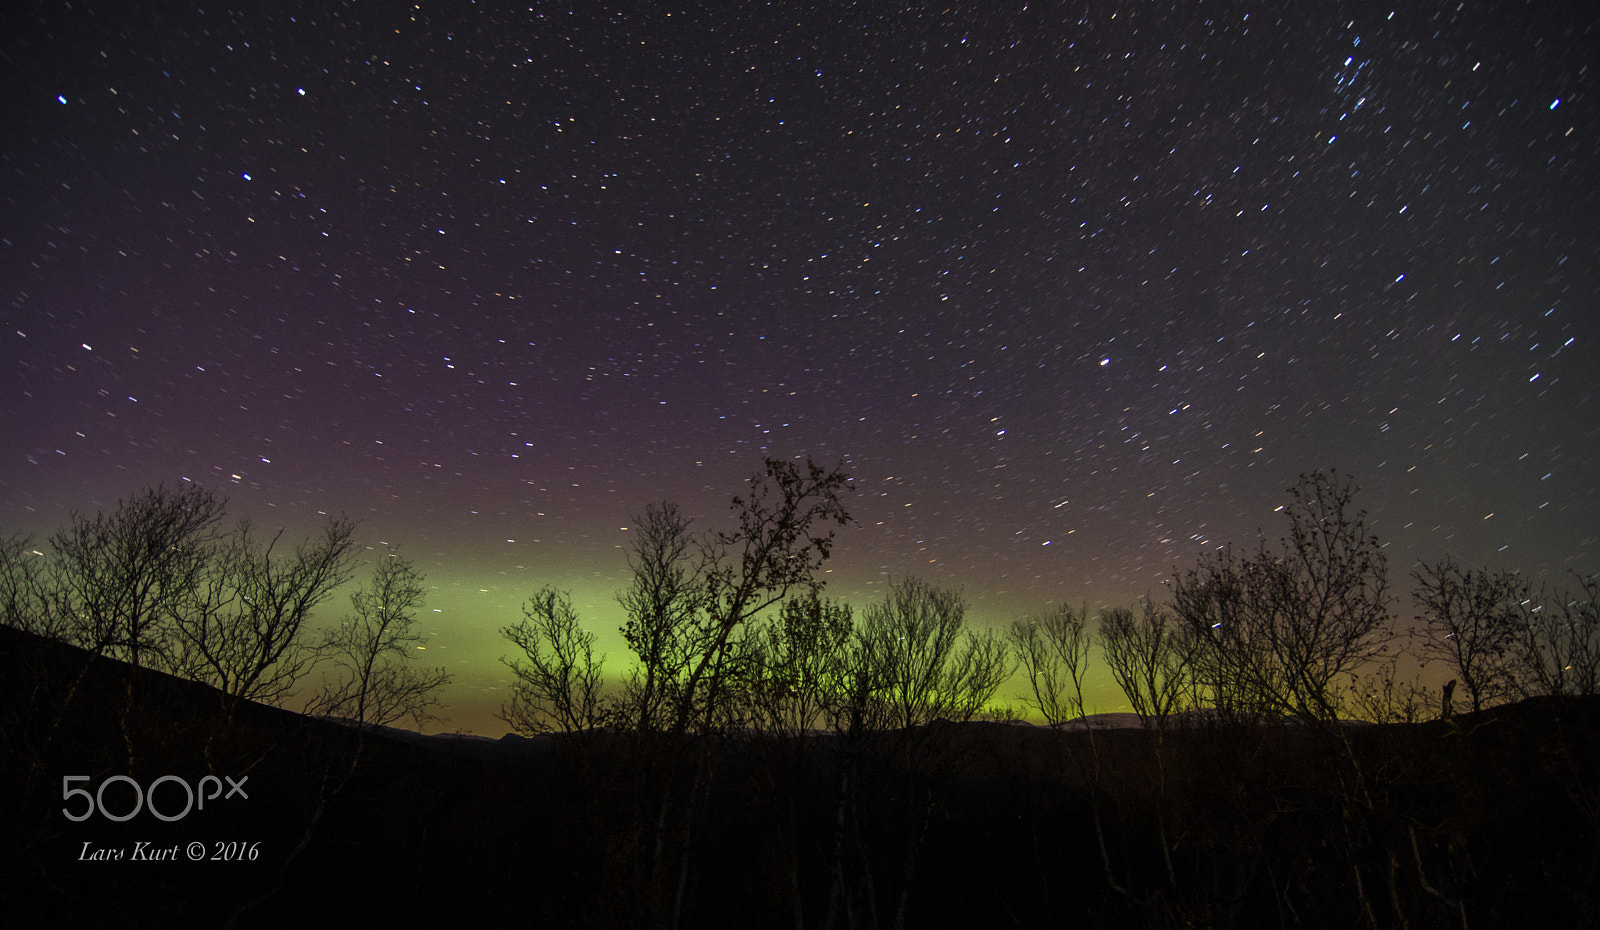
left=4, top=1, right=1595, bottom=732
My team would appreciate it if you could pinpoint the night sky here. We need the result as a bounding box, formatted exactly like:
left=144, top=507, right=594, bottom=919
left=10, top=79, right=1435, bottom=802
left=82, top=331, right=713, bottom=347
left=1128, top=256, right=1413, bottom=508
left=4, top=1, right=1596, bottom=733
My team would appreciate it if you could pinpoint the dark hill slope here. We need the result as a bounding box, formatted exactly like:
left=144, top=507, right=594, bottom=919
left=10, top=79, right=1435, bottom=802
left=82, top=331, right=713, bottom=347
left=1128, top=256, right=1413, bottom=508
left=3, top=624, right=1596, bottom=929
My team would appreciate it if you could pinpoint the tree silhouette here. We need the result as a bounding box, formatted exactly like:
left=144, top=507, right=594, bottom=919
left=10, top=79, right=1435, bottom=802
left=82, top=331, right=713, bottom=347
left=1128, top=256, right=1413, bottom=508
left=502, top=458, right=857, bottom=740
left=310, top=551, right=451, bottom=728
left=493, top=457, right=854, bottom=930
left=1008, top=603, right=1095, bottom=727
left=501, top=586, right=609, bottom=734
left=1509, top=571, right=1600, bottom=699
left=809, top=578, right=1011, bottom=930
left=1414, top=556, right=1522, bottom=713
left=1099, top=602, right=1194, bottom=726
left=743, top=588, right=853, bottom=738
left=0, top=533, right=49, bottom=636
left=172, top=517, right=358, bottom=715
left=616, top=500, right=708, bottom=734
left=1167, top=472, right=1412, bottom=927
left=1096, top=601, right=1197, bottom=898
left=1170, top=471, right=1397, bottom=725
left=675, top=456, right=854, bottom=737
left=47, top=484, right=226, bottom=668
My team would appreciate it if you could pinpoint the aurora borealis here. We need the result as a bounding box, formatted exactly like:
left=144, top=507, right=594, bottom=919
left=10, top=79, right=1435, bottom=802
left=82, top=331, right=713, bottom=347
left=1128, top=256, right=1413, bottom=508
left=3, top=1, right=1595, bottom=733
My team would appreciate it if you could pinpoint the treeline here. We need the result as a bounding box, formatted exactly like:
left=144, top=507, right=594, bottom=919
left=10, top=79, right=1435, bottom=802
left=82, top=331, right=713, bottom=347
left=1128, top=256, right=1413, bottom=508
left=3, top=460, right=1598, bottom=928
left=5, top=463, right=1591, bottom=738
left=483, top=459, right=1598, bottom=928
left=0, top=484, right=451, bottom=738
left=498, top=461, right=1598, bottom=737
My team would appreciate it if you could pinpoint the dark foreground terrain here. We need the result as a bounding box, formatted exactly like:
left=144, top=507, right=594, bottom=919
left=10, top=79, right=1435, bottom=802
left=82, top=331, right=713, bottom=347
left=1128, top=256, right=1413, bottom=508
left=2, top=624, right=1596, bottom=929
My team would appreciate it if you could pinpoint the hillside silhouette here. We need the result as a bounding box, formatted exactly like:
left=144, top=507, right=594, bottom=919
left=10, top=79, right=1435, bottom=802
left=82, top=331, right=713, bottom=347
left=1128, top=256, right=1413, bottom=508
left=4, top=623, right=1597, bottom=928
left=5, top=470, right=1599, bottom=927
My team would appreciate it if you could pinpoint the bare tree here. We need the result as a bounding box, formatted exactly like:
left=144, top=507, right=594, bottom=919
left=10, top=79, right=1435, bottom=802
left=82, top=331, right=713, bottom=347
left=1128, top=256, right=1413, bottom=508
left=1346, top=658, right=1435, bottom=724
left=30, top=485, right=227, bottom=771
left=678, top=457, right=854, bottom=737
left=1169, top=471, right=1397, bottom=725
left=744, top=589, right=854, bottom=738
left=734, top=590, right=856, bottom=929
left=5, top=491, right=356, bottom=710
left=0, top=533, right=70, bottom=800
left=492, top=458, right=853, bottom=930
left=1414, top=556, right=1522, bottom=713
left=643, top=458, right=852, bottom=930
left=845, top=577, right=1011, bottom=732
left=616, top=501, right=709, bottom=734
left=1008, top=603, right=1095, bottom=726
left=1099, top=601, right=1194, bottom=726
left=3, top=494, right=358, bottom=778
left=811, top=578, right=1009, bottom=930
left=1096, top=601, right=1201, bottom=897
left=48, top=484, right=225, bottom=666
left=0, top=533, right=50, bottom=636
left=1166, top=472, right=1406, bottom=928
left=501, top=586, right=610, bottom=734
left=1416, top=560, right=1600, bottom=705
left=311, top=551, right=451, bottom=729
left=1511, top=572, right=1600, bottom=699
left=515, top=458, right=849, bottom=742
left=172, top=517, right=358, bottom=713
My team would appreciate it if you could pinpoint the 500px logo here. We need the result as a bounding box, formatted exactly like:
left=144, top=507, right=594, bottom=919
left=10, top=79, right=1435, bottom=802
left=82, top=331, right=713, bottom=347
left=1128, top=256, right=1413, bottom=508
left=62, top=774, right=249, bottom=823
